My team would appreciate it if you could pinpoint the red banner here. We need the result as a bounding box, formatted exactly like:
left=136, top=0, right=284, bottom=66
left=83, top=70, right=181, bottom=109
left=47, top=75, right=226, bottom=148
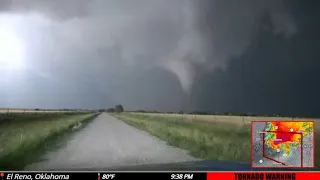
left=207, top=172, right=320, bottom=180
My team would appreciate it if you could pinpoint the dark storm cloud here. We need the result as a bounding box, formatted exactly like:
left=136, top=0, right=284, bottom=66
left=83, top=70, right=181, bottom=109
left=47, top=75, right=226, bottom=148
left=0, top=0, right=296, bottom=91
left=0, top=0, right=318, bottom=116
left=191, top=0, right=320, bottom=116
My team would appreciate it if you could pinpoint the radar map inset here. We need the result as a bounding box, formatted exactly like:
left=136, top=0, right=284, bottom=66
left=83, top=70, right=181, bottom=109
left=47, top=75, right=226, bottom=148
left=251, top=121, right=314, bottom=168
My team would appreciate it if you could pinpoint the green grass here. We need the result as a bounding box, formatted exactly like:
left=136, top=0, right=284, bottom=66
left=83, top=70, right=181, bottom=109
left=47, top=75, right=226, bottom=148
left=114, top=113, right=320, bottom=169
left=0, top=112, right=98, bottom=170
left=113, top=113, right=251, bottom=162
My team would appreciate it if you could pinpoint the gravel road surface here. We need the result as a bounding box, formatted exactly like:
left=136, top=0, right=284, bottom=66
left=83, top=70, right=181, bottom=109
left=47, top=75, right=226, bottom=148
left=25, top=113, right=198, bottom=170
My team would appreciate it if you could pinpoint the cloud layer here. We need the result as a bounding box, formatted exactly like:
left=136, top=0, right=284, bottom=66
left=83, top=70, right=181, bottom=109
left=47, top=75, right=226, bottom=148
left=2, top=0, right=317, bottom=116
left=0, top=0, right=297, bottom=92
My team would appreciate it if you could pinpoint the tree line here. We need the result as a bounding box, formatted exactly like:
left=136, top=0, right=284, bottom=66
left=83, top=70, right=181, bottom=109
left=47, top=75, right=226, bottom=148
left=103, top=104, right=124, bottom=113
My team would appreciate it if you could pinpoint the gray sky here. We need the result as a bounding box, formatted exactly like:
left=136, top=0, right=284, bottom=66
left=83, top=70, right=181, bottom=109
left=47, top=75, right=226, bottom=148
left=0, top=0, right=319, bottom=116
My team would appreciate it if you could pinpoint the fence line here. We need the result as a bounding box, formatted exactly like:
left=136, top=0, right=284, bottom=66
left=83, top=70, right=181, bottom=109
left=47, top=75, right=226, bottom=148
left=0, top=109, right=93, bottom=115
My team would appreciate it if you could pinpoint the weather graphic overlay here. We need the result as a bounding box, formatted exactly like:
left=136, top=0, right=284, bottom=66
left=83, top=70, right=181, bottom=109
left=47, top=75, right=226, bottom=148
left=251, top=121, right=314, bottom=168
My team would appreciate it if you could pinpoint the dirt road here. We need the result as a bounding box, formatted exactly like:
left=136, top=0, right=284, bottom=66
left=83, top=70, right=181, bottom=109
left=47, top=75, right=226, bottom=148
left=25, top=113, right=198, bottom=170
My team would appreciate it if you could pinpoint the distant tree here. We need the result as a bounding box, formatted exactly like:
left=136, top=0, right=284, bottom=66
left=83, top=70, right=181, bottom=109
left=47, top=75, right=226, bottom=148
left=115, top=104, right=124, bottom=113
left=106, top=108, right=115, bottom=112
left=178, top=111, right=184, bottom=114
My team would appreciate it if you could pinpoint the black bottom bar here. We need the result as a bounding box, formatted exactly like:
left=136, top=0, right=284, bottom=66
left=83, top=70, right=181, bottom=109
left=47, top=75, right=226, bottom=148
left=2, top=172, right=207, bottom=180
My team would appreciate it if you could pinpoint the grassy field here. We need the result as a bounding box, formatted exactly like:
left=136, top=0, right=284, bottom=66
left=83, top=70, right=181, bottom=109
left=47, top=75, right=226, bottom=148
left=130, top=112, right=320, bottom=125
left=0, top=112, right=98, bottom=170
left=114, top=112, right=319, bottom=169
